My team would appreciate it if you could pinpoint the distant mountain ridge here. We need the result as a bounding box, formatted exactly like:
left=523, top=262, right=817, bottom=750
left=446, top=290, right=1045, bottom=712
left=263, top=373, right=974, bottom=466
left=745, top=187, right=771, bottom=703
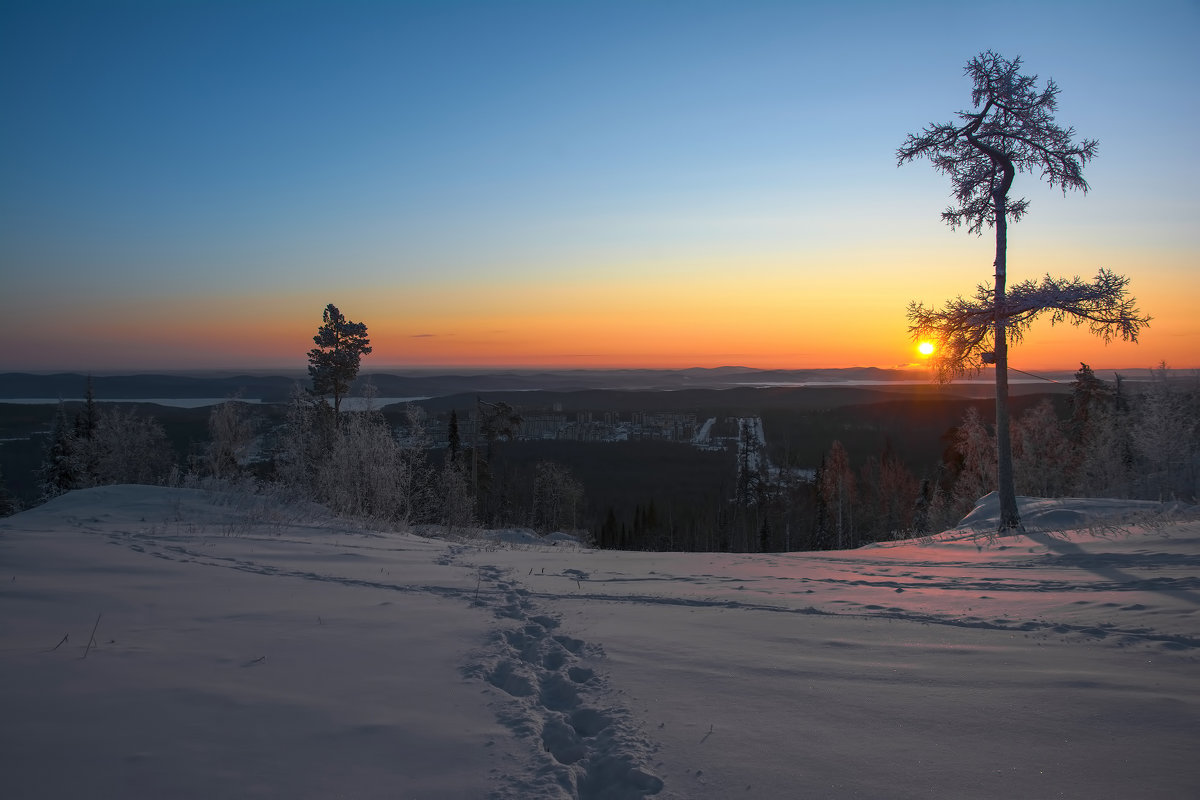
left=0, top=366, right=1086, bottom=402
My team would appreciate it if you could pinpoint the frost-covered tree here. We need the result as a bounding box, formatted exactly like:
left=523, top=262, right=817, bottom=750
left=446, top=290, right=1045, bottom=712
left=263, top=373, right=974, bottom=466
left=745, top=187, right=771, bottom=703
left=1071, top=402, right=1133, bottom=498
left=1130, top=364, right=1197, bottom=500
left=205, top=398, right=256, bottom=479
left=314, top=408, right=404, bottom=521
left=531, top=460, right=584, bottom=533
left=440, top=457, right=475, bottom=536
left=271, top=386, right=336, bottom=490
left=307, top=304, right=372, bottom=415
left=1011, top=399, right=1071, bottom=497
left=391, top=404, right=433, bottom=527
left=272, top=388, right=432, bottom=527
left=899, top=51, right=1148, bottom=530
left=39, top=396, right=174, bottom=497
left=93, top=407, right=174, bottom=485
left=952, top=406, right=996, bottom=514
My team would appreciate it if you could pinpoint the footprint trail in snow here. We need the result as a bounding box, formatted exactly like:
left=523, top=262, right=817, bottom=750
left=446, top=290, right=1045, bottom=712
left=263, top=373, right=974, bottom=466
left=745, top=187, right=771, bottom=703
left=459, top=561, right=665, bottom=800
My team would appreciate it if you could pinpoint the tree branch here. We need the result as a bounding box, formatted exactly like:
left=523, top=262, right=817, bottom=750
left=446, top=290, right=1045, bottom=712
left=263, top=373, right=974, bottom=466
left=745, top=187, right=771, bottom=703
left=908, top=269, right=1149, bottom=382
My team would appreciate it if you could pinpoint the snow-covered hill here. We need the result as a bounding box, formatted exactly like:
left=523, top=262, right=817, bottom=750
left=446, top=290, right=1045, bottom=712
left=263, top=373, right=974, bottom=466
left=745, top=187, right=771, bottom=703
left=2, top=486, right=1197, bottom=799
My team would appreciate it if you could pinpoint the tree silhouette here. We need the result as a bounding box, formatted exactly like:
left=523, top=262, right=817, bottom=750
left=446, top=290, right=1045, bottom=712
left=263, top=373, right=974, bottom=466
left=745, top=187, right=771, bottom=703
left=307, top=304, right=372, bottom=415
left=898, top=51, right=1147, bottom=530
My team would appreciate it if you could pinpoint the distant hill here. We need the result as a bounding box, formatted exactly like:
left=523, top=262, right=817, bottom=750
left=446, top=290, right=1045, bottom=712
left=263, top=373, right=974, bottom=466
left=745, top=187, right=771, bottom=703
left=0, top=366, right=1084, bottom=402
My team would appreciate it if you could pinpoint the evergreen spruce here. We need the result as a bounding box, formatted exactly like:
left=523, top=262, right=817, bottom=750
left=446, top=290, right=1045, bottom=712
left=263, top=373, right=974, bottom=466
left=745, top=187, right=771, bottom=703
left=39, top=402, right=79, bottom=500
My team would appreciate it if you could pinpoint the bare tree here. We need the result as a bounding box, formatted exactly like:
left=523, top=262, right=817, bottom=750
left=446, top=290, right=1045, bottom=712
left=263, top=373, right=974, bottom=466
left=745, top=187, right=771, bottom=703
left=818, top=440, right=855, bottom=549
left=898, top=51, right=1147, bottom=530
left=531, top=460, right=584, bottom=533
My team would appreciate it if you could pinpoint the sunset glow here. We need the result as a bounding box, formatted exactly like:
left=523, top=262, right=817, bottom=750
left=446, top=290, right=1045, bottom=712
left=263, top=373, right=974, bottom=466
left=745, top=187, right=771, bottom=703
left=1, top=2, right=1196, bottom=374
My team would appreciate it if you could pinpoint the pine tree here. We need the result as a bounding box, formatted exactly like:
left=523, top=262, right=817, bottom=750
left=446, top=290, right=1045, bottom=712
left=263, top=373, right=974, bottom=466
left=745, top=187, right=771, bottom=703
left=0, top=465, right=18, bottom=516
left=600, top=507, right=618, bottom=548
left=307, top=304, right=372, bottom=415
left=447, top=409, right=461, bottom=463
left=39, top=402, right=79, bottom=500
left=1069, top=363, right=1113, bottom=442
left=73, top=376, right=101, bottom=487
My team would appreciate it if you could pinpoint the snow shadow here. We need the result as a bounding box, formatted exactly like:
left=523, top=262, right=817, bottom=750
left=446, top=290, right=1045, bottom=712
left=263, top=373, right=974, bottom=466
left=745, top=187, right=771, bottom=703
left=1026, top=531, right=1200, bottom=607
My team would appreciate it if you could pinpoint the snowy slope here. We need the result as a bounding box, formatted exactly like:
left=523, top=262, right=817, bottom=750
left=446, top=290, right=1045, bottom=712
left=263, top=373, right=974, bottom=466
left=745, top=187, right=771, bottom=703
left=2, top=486, right=1197, bottom=799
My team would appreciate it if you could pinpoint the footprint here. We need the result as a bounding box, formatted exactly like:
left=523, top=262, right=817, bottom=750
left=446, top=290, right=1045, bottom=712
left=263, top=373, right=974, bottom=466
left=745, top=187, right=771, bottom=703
left=463, top=564, right=663, bottom=797
left=579, top=753, right=664, bottom=799
left=540, top=673, right=580, bottom=711
left=569, top=708, right=611, bottom=738
left=542, top=648, right=567, bottom=671
left=554, top=634, right=585, bottom=653
left=567, top=666, right=595, bottom=684
left=487, top=660, right=535, bottom=698
left=541, top=718, right=586, bottom=765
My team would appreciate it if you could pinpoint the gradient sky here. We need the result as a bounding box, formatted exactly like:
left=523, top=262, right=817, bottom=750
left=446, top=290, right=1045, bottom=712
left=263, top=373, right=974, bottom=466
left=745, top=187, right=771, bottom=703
left=2, top=0, right=1197, bottom=373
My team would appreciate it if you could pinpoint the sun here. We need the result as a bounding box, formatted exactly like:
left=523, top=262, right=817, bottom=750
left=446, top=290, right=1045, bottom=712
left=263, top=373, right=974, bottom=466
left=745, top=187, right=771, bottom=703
left=918, top=341, right=935, bottom=356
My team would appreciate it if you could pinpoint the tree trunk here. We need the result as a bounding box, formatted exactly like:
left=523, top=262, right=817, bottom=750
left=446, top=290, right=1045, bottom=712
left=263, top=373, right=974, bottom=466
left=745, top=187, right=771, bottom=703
left=992, top=195, right=1022, bottom=531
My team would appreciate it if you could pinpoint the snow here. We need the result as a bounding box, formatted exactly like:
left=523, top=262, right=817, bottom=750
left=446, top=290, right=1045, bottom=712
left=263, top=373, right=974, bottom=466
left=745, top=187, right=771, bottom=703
left=2, top=486, right=1198, bottom=799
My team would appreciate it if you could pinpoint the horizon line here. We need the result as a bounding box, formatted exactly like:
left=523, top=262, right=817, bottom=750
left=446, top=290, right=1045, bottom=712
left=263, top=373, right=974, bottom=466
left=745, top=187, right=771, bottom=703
left=1, top=363, right=1186, bottom=377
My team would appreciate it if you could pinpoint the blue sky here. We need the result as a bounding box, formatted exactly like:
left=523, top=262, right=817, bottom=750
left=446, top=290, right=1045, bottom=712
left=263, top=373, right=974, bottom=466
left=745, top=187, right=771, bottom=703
left=1, top=0, right=1197, bottom=371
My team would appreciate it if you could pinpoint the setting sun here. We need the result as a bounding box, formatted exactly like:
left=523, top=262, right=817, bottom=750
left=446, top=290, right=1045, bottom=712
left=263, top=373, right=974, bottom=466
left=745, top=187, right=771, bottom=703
left=918, top=341, right=935, bottom=356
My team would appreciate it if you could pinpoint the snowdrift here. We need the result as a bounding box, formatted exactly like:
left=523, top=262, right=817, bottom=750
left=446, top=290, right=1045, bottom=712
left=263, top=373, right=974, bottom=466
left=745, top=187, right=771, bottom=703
left=2, top=485, right=1197, bottom=799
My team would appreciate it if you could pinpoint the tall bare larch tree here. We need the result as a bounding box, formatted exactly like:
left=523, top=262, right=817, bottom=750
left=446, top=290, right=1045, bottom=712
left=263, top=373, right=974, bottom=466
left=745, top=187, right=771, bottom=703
left=898, top=51, right=1148, bottom=531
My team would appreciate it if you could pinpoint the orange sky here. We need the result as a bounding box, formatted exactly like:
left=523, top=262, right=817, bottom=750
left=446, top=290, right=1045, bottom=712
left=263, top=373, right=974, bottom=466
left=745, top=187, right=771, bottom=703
left=3, top=3, right=1197, bottom=375
left=15, top=243, right=1193, bottom=374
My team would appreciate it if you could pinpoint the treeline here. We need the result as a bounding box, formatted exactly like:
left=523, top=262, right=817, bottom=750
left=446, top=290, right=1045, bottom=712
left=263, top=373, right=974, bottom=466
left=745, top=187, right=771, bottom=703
left=12, top=365, right=1198, bottom=553
left=35, top=380, right=177, bottom=499
left=807, top=364, right=1198, bottom=549
left=24, top=381, right=584, bottom=539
